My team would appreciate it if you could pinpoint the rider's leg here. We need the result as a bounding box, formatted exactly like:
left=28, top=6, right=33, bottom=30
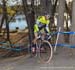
left=32, top=32, right=38, bottom=53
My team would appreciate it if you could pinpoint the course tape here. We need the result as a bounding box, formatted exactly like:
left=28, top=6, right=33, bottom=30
left=50, top=31, right=75, bottom=48
left=0, top=31, right=75, bottom=51
left=52, top=43, right=75, bottom=48
left=0, top=45, right=28, bottom=52
left=0, top=41, right=6, bottom=44
left=50, top=31, right=75, bottom=35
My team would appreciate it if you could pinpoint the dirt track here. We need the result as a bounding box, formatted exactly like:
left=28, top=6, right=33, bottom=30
left=0, top=31, right=29, bottom=57
left=0, top=47, right=75, bottom=70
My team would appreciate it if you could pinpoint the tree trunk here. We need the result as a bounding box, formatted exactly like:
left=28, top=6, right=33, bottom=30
left=70, top=0, right=75, bottom=46
left=44, top=0, right=52, bottom=15
left=40, top=0, right=46, bottom=15
left=57, top=0, right=65, bottom=44
left=0, top=15, right=4, bottom=32
left=22, top=0, right=35, bottom=46
left=2, top=0, right=10, bottom=41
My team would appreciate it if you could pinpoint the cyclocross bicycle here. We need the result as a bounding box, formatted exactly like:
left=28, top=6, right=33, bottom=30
left=31, top=33, right=53, bottom=63
left=31, top=27, right=61, bottom=63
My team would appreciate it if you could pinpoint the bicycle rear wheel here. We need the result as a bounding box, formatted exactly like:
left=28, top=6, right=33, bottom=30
left=39, top=40, right=53, bottom=63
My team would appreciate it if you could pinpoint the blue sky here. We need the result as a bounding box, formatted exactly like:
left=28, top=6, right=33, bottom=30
left=0, top=0, right=22, bottom=6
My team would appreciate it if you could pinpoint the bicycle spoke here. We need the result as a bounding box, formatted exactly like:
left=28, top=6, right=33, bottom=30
left=39, top=41, right=53, bottom=63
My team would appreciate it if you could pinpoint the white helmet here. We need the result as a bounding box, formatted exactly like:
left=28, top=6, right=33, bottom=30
left=45, top=14, right=50, bottom=19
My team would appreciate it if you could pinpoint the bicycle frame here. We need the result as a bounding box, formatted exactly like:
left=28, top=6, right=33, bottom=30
left=35, top=35, right=53, bottom=63
left=31, top=27, right=61, bottom=63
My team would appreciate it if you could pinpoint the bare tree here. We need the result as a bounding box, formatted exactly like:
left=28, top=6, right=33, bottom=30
left=70, top=0, right=75, bottom=46
left=2, top=0, right=10, bottom=41
left=57, top=0, right=65, bottom=43
left=22, top=0, right=35, bottom=46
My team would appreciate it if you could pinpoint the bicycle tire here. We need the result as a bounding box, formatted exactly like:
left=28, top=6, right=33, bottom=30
left=39, top=40, right=53, bottom=63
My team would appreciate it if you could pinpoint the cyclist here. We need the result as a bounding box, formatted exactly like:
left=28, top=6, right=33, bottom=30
left=32, top=14, right=51, bottom=53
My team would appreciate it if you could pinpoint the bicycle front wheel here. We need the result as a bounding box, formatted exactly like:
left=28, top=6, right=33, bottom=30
left=39, top=40, right=53, bottom=63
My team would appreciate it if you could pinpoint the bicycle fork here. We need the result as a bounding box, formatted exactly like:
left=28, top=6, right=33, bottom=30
left=36, top=42, right=41, bottom=57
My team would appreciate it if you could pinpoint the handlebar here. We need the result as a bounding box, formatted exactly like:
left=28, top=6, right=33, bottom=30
left=37, top=33, right=52, bottom=40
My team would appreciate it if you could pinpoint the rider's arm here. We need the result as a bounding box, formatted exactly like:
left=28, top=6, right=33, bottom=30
left=44, top=24, right=50, bottom=34
left=44, top=17, right=50, bottom=34
left=34, top=18, right=40, bottom=32
left=34, top=24, right=39, bottom=38
left=33, top=24, right=38, bottom=44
